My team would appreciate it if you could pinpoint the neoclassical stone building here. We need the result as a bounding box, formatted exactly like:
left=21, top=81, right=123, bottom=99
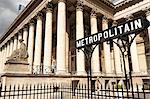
left=0, top=0, right=150, bottom=87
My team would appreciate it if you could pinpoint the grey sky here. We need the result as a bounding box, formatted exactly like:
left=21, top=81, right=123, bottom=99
left=0, top=0, right=31, bottom=38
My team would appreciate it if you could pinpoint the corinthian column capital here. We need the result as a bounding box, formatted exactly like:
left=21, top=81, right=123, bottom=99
left=112, top=20, right=117, bottom=26
left=29, top=19, right=35, bottom=26
left=102, top=16, right=108, bottom=23
left=146, top=10, right=150, bottom=17
left=23, top=24, right=28, bottom=31
left=14, top=34, right=18, bottom=39
left=142, top=7, right=150, bottom=17
left=90, top=9, right=97, bottom=18
left=124, top=14, right=134, bottom=21
left=18, top=29, right=23, bottom=35
left=36, top=12, right=43, bottom=20
left=46, top=2, right=53, bottom=12
left=76, top=0, right=84, bottom=11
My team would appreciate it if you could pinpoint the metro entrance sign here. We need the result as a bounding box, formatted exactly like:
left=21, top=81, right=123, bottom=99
left=76, top=17, right=149, bottom=49
left=75, top=17, right=150, bottom=99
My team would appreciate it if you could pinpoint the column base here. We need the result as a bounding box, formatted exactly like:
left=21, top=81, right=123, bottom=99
left=132, top=72, right=147, bottom=76
left=43, top=69, right=52, bottom=74
left=116, top=73, right=123, bottom=76
left=105, top=73, right=117, bottom=76
left=92, top=72, right=102, bottom=76
left=76, top=71, right=87, bottom=76
left=56, top=70, right=70, bottom=75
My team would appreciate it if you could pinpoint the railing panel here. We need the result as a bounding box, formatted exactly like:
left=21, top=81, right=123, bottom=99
left=0, top=83, right=150, bottom=99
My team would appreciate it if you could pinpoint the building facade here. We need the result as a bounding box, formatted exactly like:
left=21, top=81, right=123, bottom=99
left=0, top=0, right=150, bottom=87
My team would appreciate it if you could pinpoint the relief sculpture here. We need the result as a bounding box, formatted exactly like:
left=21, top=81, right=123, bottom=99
left=7, top=39, right=28, bottom=62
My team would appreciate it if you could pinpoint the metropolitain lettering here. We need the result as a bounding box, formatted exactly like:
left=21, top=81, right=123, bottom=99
left=76, top=17, right=145, bottom=48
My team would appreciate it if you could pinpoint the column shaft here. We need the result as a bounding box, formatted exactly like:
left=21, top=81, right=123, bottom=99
left=28, top=20, right=35, bottom=73
left=6, top=42, right=10, bottom=58
left=56, top=0, right=66, bottom=74
left=90, top=11, right=100, bottom=75
left=0, top=48, right=3, bottom=72
left=130, top=34, right=140, bottom=73
left=43, top=7, right=53, bottom=74
left=138, top=43, right=147, bottom=74
left=18, top=32, right=22, bottom=49
left=13, top=35, right=18, bottom=51
left=102, top=17, right=112, bottom=74
left=146, top=11, right=150, bottom=44
left=23, top=27, right=28, bottom=45
left=3, top=45, right=7, bottom=66
left=9, top=39, right=14, bottom=57
left=112, top=21, right=122, bottom=74
left=66, top=19, right=70, bottom=73
left=76, top=2, right=86, bottom=75
left=0, top=48, right=2, bottom=67
left=113, top=39, right=122, bottom=74
left=146, top=10, right=150, bottom=73
left=0, top=46, right=5, bottom=73
left=33, top=13, right=43, bottom=73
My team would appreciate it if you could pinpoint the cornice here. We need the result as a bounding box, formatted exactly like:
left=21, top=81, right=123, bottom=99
left=0, top=0, right=147, bottom=45
left=0, top=0, right=42, bottom=43
left=100, top=0, right=114, bottom=8
left=115, top=0, right=133, bottom=8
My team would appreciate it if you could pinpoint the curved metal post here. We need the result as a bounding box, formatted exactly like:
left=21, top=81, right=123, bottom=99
left=112, top=33, right=139, bottom=98
left=111, top=39, right=129, bottom=98
left=78, top=44, right=98, bottom=99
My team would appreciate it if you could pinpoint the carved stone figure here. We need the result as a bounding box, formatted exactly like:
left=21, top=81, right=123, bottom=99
left=7, top=39, right=28, bottom=62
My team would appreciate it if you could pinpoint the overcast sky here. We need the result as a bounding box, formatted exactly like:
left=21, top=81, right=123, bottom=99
left=0, top=0, right=31, bottom=38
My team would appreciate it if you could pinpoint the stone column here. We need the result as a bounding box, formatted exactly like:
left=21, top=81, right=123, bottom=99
left=0, top=48, right=2, bottom=68
left=56, top=0, right=67, bottom=74
left=18, top=31, right=22, bottom=49
left=9, top=38, right=14, bottom=57
left=138, top=42, right=147, bottom=74
left=28, top=19, right=35, bottom=73
left=43, top=3, right=53, bottom=74
left=113, top=21, right=122, bottom=74
left=33, top=12, right=43, bottom=74
left=126, top=15, right=140, bottom=73
left=90, top=10, right=100, bottom=75
left=146, top=10, right=150, bottom=44
left=102, top=16, right=112, bottom=74
left=2, top=45, right=6, bottom=72
left=1, top=47, right=4, bottom=66
left=23, top=25, right=28, bottom=45
left=3, top=45, right=7, bottom=65
left=13, top=35, right=18, bottom=51
left=66, top=16, right=70, bottom=73
left=130, top=34, right=140, bottom=73
left=146, top=9, right=150, bottom=73
left=6, top=41, right=10, bottom=58
left=65, top=33, right=69, bottom=73
left=0, top=47, right=3, bottom=66
left=76, top=0, right=86, bottom=75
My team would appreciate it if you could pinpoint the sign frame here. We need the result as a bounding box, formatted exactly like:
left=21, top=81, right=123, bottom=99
left=76, top=17, right=150, bottom=49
